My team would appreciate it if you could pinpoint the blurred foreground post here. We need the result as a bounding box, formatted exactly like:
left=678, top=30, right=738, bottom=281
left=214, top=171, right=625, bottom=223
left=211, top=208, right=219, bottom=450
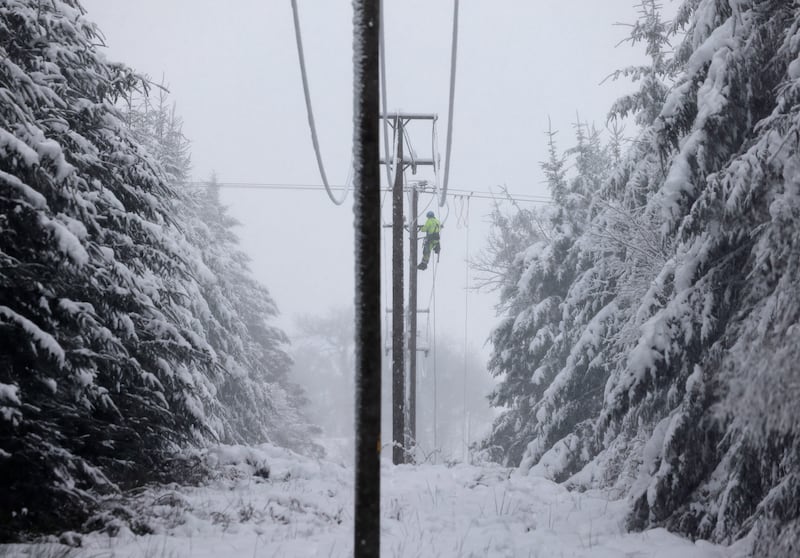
left=352, top=0, right=381, bottom=556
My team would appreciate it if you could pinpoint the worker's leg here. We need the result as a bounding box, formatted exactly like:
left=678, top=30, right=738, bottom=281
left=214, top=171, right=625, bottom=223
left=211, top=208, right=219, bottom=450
left=419, top=239, right=431, bottom=269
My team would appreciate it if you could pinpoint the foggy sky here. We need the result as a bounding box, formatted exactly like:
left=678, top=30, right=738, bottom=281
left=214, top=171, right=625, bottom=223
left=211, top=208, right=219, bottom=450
left=81, top=0, right=649, bottom=357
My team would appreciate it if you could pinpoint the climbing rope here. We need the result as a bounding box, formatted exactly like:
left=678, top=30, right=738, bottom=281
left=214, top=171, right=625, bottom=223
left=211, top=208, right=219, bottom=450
left=290, top=0, right=351, bottom=205
left=381, top=189, right=390, bottom=313
left=431, top=257, right=439, bottom=461
left=440, top=197, right=451, bottom=228
left=418, top=239, right=439, bottom=461
left=451, top=195, right=468, bottom=228
left=462, top=195, right=470, bottom=462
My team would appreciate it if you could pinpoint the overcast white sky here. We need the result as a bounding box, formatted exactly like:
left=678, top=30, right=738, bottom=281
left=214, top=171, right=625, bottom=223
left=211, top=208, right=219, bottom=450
left=81, top=0, right=651, bottom=361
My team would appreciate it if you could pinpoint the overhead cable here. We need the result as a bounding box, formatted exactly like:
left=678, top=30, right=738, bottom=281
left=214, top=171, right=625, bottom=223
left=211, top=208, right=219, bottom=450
left=186, top=181, right=554, bottom=204
left=290, top=0, right=351, bottom=205
left=439, top=0, right=459, bottom=207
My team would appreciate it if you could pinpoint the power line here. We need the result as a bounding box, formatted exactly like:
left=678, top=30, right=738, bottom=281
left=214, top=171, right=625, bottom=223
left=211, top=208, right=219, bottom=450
left=290, top=0, right=351, bottom=206
left=187, top=180, right=553, bottom=204
left=438, top=0, right=459, bottom=207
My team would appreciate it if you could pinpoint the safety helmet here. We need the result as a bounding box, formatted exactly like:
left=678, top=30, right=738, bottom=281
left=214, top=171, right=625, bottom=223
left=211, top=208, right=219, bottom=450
left=426, top=211, right=435, bottom=218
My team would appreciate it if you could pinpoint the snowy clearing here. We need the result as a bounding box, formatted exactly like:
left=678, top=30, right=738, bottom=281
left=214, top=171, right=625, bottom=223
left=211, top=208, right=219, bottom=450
left=2, top=444, right=751, bottom=557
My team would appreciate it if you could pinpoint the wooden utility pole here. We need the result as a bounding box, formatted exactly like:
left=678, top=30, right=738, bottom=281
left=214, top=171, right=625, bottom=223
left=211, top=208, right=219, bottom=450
left=407, top=184, right=419, bottom=452
left=352, top=0, right=380, bottom=553
left=391, top=118, right=405, bottom=466
left=380, top=112, right=437, bottom=465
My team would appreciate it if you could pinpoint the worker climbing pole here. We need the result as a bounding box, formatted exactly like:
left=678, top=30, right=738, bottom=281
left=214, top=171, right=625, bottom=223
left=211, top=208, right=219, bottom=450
left=381, top=115, right=439, bottom=463
left=379, top=0, right=459, bottom=464
left=293, top=0, right=460, bottom=547
left=417, top=210, right=442, bottom=270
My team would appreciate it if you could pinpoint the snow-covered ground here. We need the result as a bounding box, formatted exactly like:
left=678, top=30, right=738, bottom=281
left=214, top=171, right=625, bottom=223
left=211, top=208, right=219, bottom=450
left=2, top=444, right=751, bottom=557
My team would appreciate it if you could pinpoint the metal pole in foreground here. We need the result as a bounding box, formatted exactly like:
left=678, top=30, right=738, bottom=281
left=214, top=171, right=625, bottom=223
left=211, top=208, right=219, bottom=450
left=353, top=0, right=381, bottom=555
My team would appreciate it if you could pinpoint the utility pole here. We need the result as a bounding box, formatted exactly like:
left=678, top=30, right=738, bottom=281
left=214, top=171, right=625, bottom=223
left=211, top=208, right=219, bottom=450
left=407, top=184, right=419, bottom=453
left=380, top=112, right=437, bottom=465
left=352, top=0, right=380, bottom=553
left=391, top=118, right=405, bottom=466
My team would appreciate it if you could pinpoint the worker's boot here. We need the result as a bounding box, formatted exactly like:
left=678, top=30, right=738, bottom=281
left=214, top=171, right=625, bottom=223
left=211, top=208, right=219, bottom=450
left=417, top=261, right=427, bottom=270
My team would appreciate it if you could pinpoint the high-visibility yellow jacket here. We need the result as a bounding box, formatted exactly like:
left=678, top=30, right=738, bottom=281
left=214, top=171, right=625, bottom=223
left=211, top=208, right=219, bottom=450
left=421, top=217, right=441, bottom=236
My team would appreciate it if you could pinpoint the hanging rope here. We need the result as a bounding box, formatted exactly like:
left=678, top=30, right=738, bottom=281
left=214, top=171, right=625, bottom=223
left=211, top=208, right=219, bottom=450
left=438, top=0, right=460, bottom=207
left=452, top=195, right=467, bottom=228
left=381, top=189, right=390, bottom=315
left=462, top=195, right=470, bottom=463
left=290, top=0, right=351, bottom=205
left=451, top=196, right=461, bottom=228
left=440, top=197, right=452, bottom=228
left=431, top=257, right=439, bottom=462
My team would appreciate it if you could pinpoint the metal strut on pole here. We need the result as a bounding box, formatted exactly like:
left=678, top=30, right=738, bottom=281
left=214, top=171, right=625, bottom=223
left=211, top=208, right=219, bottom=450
left=391, top=118, right=405, bottom=466
left=353, top=0, right=380, bottom=555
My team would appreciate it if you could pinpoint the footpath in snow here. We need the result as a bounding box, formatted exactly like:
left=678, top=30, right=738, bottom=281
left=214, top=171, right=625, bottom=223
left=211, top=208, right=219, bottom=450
left=2, top=444, right=751, bottom=557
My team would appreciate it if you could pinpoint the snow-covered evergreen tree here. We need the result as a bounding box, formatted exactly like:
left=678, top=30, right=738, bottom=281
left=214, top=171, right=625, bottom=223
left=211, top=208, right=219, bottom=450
left=0, top=1, right=319, bottom=538
left=190, top=177, right=321, bottom=455
left=120, top=92, right=322, bottom=456
left=482, top=119, right=613, bottom=468
left=596, top=3, right=800, bottom=553
left=0, top=0, right=223, bottom=537
left=484, top=0, right=800, bottom=552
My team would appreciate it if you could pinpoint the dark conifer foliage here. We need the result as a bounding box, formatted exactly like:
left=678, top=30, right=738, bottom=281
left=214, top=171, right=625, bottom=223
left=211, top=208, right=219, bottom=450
left=0, top=1, right=318, bottom=539
left=484, top=0, right=800, bottom=552
left=482, top=119, right=614, bottom=471
left=0, top=0, right=215, bottom=536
